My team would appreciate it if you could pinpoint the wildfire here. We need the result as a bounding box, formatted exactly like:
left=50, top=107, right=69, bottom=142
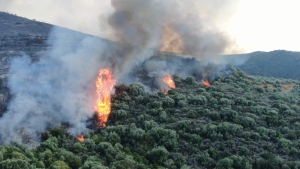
left=77, top=135, right=85, bottom=142
left=203, top=80, right=211, bottom=87
left=164, top=74, right=176, bottom=89
left=95, top=68, right=116, bottom=127
left=163, top=74, right=176, bottom=94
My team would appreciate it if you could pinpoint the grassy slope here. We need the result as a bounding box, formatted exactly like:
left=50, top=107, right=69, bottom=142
left=1, top=68, right=300, bottom=169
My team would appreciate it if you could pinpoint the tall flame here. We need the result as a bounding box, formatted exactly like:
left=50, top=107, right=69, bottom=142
left=163, top=74, right=176, bottom=94
left=95, top=68, right=116, bottom=127
left=164, top=74, right=176, bottom=89
left=77, top=135, right=85, bottom=142
left=203, top=80, right=211, bottom=87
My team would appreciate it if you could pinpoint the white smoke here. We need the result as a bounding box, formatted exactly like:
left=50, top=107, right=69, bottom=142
left=0, top=0, right=250, bottom=145
left=0, top=27, right=113, bottom=145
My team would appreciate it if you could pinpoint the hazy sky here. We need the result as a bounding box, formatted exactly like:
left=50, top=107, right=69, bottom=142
left=0, top=0, right=299, bottom=53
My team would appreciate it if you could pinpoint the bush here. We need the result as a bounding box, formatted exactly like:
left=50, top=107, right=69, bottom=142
left=278, top=138, right=292, bottom=148
left=0, top=159, right=30, bottom=169
left=107, top=132, right=121, bottom=145
left=147, top=146, right=169, bottom=165
left=216, top=157, right=233, bottom=168
left=163, top=96, right=175, bottom=108
left=242, top=117, right=256, bottom=128
left=239, top=146, right=250, bottom=156
left=219, top=98, right=231, bottom=105
left=188, top=95, right=207, bottom=105
left=49, top=160, right=70, bottom=169
left=177, top=100, right=187, bottom=107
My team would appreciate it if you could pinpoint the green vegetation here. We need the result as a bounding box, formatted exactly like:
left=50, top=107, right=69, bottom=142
left=238, top=50, right=300, bottom=80
left=2, top=68, right=300, bottom=168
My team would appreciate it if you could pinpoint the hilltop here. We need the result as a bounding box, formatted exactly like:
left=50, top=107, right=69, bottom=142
left=238, top=50, right=300, bottom=80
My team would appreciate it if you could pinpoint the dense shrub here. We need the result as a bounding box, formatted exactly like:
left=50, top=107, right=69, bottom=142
left=1, top=69, right=300, bottom=168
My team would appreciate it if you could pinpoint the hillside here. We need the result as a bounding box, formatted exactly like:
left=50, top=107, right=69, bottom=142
left=0, top=12, right=97, bottom=114
left=238, top=50, right=300, bottom=80
left=1, top=68, right=300, bottom=168
left=2, top=11, right=300, bottom=169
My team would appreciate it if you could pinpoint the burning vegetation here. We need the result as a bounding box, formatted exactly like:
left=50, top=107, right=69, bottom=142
left=77, top=134, right=85, bottom=142
left=95, top=68, right=116, bottom=127
left=163, top=74, right=176, bottom=94
left=163, top=74, right=176, bottom=89
left=0, top=0, right=249, bottom=151
left=203, top=80, right=211, bottom=87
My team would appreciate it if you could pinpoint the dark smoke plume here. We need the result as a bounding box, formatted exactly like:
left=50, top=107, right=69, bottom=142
left=0, top=0, right=248, bottom=145
left=102, top=0, right=246, bottom=89
left=104, top=0, right=241, bottom=57
left=102, top=0, right=245, bottom=83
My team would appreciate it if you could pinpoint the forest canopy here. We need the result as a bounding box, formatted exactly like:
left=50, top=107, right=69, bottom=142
left=1, top=68, right=300, bottom=169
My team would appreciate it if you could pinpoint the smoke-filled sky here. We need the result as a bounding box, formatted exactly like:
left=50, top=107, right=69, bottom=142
left=1, top=0, right=299, bottom=52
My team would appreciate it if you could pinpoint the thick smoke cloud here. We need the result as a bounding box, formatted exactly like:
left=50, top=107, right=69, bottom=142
left=0, top=0, right=248, bottom=145
left=104, top=0, right=241, bottom=57
left=102, top=0, right=246, bottom=87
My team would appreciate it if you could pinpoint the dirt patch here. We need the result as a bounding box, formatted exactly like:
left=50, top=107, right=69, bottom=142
left=246, top=78, right=253, bottom=83
left=257, top=84, right=275, bottom=91
left=281, top=83, right=296, bottom=93
left=246, top=78, right=296, bottom=94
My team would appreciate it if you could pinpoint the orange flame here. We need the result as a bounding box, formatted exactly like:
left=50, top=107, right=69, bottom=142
left=77, top=135, right=85, bottom=142
left=203, top=80, right=211, bottom=87
left=163, top=74, right=176, bottom=94
left=95, top=68, right=116, bottom=127
left=164, top=74, right=176, bottom=89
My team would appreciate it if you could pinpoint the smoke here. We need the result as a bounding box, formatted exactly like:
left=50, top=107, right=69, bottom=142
left=102, top=0, right=247, bottom=84
left=103, top=0, right=241, bottom=56
left=0, top=27, right=113, bottom=145
left=0, top=0, right=249, bottom=145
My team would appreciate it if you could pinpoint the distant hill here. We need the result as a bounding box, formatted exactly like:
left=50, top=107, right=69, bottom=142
left=237, top=50, right=300, bottom=80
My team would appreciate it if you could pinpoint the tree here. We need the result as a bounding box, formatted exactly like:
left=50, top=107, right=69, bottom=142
left=49, top=161, right=70, bottom=169
left=0, top=159, right=30, bottom=169
left=163, top=96, right=175, bottom=108
left=81, top=156, right=108, bottom=169
left=147, top=146, right=169, bottom=165
left=242, top=117, right=256, bottom=128
left=216, top=157, right=233, bottom=169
